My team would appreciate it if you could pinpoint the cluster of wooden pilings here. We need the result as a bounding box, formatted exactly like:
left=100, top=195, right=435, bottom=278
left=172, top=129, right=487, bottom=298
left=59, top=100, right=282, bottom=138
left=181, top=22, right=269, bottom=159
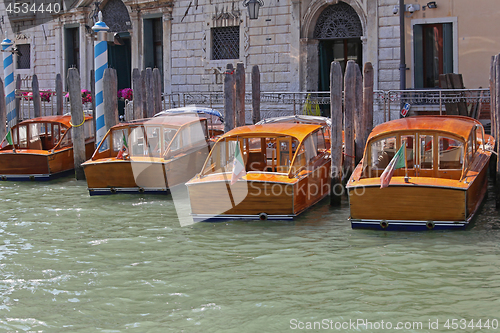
left=223, top=62, right=261, bottom=132
left=489, top=55, right=500, bottom=207
left=330, top=60, right=374, bottom=205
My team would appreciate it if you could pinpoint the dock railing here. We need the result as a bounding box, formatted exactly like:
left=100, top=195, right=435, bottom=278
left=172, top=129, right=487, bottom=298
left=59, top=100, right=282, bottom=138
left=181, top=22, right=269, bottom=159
left=124, top=88, right=491, bottom=125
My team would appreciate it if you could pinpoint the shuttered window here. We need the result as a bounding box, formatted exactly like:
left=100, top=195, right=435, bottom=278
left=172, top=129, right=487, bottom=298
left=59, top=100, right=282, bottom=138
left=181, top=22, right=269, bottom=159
left=414, top=23, right=453, bottom=88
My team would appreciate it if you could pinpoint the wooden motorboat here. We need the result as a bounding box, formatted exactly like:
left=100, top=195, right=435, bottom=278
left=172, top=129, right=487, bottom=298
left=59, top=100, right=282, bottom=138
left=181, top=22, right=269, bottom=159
left=82, top=115, right=212, bottom=195
left=186, top=122, right=332, bottom=221
left=0, top=115, right=94, bottom=180
left=346, top=116, right=495, bottom=230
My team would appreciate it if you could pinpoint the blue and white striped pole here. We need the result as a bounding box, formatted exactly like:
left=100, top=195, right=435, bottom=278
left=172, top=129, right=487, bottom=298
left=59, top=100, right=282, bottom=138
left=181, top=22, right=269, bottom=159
left=92, top=12, right=109, bottom=150
left=2, top=35, right=16, bottom=129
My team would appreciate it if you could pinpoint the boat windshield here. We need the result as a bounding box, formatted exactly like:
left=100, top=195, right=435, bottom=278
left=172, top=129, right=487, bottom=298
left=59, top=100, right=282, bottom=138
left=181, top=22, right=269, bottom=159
left=438, top=136, right=464, bottom=170
left=201, top=135, right=300, bottom=176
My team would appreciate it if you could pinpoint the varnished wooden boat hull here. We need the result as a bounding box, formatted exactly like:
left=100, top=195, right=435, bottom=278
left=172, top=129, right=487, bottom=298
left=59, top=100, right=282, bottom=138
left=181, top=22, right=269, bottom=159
left=83, top=147, right=209, bottom=195
left=188, top=163, right=331, bottom=221
left=348, top=163, right=489, bottom=230
left=0, top=142, right=94, bottom=181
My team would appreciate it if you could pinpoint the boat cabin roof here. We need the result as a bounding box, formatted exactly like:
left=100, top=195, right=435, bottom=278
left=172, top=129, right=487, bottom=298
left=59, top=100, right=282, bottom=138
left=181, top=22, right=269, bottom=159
left=17, top=114, right=92, bottom=128
left=112, top=115, right=206, bottom=129
left=368, top=116, right=481, bottom=142
left=220, top=123, right=323, bottom=142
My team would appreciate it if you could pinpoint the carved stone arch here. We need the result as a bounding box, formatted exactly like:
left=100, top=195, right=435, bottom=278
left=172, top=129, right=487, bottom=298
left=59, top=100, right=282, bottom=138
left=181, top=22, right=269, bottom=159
left=101, top=0, right=132, bottom=32
left=302, top=0, right=366, bottom=39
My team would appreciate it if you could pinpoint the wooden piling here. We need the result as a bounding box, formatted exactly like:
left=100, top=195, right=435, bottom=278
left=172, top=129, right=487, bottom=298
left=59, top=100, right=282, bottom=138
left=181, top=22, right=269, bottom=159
left=141, top=70, right=147, bottom=118
left=251, top=65, right=260, bottom=124
left=67, top=68, right=86, bottom=180
left=55, top=74, right=63, bottom=116
left=330, top=62, right=343, bottom=205
left=32, top=75, right=41, bottom=118
left=153, top=68, right=162, bottom=114
left=224, top=63, right=235, bottom=132
left=495, top=54, right=500, bottom=208
left=343, top=60, right=356, bottom=181
left=235, top=62, right=245, bottom=126
left=361, top=62, right=374, bottom=161
left=354, top=64, right=363, bottom=165
left=132, top=68, right=142, bottom=120
left=145, top=68, right=154, bottom=118
left=0, top=78, right=6, bottom=141
left=103, top=68, right=118, bottom=132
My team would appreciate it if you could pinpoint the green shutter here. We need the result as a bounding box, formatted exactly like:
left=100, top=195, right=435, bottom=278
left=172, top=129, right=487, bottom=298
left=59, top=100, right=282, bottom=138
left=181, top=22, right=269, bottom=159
left=443, top=23, right=453, bottom=74
left=413, top=24, right=424, bottom=88
left=143, top=19, right=154, bottom=69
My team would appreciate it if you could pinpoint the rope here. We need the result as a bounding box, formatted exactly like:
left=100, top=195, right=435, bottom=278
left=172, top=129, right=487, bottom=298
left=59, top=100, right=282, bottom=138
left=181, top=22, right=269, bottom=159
left=342, top=151, right=355, bottom=159
left=69, top=110, right=86, bottom=127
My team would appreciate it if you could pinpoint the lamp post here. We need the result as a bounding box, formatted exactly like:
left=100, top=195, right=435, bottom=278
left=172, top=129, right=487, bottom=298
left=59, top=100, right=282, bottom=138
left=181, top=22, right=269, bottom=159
left=243, top=0, right=264, bottom=20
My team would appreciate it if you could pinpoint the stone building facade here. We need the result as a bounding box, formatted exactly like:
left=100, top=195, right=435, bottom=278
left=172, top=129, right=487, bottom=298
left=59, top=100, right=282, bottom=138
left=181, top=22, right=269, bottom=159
left=1, top=0, right=499, bottom=111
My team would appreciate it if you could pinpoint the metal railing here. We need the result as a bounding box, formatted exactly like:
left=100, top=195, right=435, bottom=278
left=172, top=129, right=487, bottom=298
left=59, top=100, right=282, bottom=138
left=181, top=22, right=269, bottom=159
left=120, top=88, right=493, bottom=123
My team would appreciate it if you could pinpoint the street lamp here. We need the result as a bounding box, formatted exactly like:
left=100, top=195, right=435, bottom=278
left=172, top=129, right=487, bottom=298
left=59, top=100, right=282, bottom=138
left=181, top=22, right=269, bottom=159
left=243, top=0, right=264, bottom=20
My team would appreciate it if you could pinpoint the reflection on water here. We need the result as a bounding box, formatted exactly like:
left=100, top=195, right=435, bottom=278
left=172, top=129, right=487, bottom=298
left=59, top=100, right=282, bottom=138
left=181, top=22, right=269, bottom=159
left=0, top=177, right=499, bottom=332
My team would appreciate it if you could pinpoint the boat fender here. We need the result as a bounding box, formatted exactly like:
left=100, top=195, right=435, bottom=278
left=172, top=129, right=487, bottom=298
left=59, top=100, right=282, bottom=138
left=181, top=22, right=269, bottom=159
left=380, top=220, right=389, bottom=229
left=426, top=221, right=435, bottom=230
left=139, top=187, right=145, bottom=193
left=110, top=188, right=117, bottom=194
left=259, top=212, right=268, bottom=221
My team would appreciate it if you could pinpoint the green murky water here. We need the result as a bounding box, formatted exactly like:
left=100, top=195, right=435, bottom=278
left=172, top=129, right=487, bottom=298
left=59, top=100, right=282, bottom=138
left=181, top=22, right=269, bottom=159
left=1, top=177, right=500, bottom=332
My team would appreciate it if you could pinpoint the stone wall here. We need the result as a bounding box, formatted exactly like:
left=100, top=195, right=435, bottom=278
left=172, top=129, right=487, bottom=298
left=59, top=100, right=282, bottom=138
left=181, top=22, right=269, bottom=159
left=169, top=0, right=294, bottom=94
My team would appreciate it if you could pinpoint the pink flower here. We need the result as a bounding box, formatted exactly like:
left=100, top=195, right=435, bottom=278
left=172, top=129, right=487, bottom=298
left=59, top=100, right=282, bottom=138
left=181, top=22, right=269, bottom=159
left=117, top=88, right=133, bottom=100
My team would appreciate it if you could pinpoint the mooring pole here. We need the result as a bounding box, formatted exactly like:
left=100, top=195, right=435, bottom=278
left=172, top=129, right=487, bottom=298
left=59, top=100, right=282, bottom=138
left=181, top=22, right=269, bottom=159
left=1, top=35, right=16, bottom=129
left=251, top=65, right=261, bottom=124
left=343, top=60, right=356, bottom=181
left=224, top=63, right=235, bottom=133
left=67, top=68, right=86, bottom=180
left=92, top=12, right=109, bottom=149
left=235, top=62, right=245, bottom=126
left=330, top=61, right=343, bottom=206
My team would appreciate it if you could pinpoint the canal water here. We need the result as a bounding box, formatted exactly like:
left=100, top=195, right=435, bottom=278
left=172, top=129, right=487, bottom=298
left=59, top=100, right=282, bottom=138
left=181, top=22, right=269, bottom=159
left=1, top=177, right=500, bottom=332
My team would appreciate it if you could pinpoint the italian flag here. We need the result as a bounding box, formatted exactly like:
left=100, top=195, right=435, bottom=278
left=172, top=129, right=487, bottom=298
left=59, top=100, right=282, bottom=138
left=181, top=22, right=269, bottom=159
left=116, top=132, right=129, bottom=160
left=0, top=130, right=13, bottom=149
left=231, top=141, right=246, bottom=185
left=380, top=144, right=405, bottom=188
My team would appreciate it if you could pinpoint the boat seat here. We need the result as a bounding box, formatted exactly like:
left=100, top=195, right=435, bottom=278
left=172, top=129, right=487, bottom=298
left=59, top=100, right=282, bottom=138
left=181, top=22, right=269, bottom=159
left=246, top=151, right=266, bottom=171
left=29, top=138, right=43, bottom=150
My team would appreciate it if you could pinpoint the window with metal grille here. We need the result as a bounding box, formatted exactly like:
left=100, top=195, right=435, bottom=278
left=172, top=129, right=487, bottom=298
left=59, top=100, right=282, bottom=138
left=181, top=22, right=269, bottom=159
left=212, top=26, right=239, bottom=60
left=17, top=44, right=31, bottom=69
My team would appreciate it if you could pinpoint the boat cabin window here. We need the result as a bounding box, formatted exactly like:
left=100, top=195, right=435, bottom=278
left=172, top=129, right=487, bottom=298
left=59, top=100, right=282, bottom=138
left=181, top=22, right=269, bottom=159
left=29, top=123, right=43, bottom=150
left=18, top=125, right=28, bottom=149
left=146, top=126, right=161, bottom=157
left=163, top=128, right=177, bottom=152
left=53, top=124, right=60, bottom=143
left=60, top=127, right=72, bottom=147
left=84, top=120, right=94, bottom=140
left=467, top=134, right=474, bottom=167
left=112, top=129, right=127, bottom=152
left=419, top=135, right=433, bottom=169
left=201, top=139, right=237, bottom=175
left=438, top=136, right=463, bottom=170
left=401, top=135, right=415, bottom=169
left=370, top=136, right=396, bottom=169
left=129, top=126, right=146, bottom=156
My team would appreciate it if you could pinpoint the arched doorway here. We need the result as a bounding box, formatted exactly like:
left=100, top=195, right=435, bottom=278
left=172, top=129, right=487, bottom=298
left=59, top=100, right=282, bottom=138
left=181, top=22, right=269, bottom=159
left=314, top=2, right=363, bottom=92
